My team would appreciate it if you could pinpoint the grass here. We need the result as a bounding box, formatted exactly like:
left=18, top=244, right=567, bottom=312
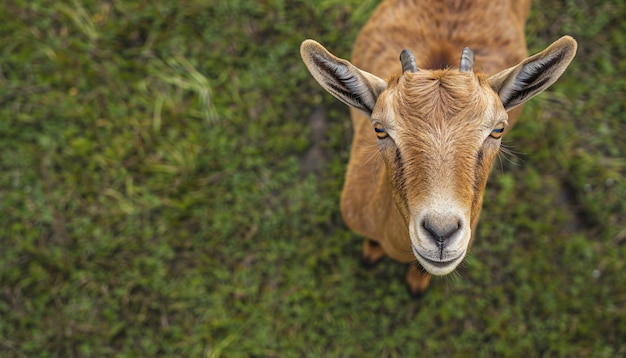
left=0, top=0, right=624, bottom=356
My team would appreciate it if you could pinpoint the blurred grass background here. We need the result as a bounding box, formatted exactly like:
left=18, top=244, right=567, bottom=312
left=0, top=0, right=624, bottom=356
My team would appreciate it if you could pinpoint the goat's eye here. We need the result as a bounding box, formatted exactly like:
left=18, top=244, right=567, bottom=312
left=373, top=123, right=388, bottom=139
left=490, top=123, right=505, bottom=139
left=374, top=123, right=388, bottom=139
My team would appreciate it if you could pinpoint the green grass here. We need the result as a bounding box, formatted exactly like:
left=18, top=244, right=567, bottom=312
left=1, top=0, right=624, bottom=356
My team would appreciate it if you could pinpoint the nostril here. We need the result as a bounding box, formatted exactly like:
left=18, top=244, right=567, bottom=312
left=421, top=218, right=461, bottom=243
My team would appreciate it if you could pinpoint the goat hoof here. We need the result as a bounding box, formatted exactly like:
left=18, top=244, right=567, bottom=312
left=405, top=265, right=431, bottom=297
left=361, top=239, right=385, bottom=268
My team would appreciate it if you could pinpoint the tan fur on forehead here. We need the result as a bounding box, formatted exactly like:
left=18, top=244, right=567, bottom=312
left=378, top=69, right=496, bottom=210
left=393, top=69, right=490, bottom=127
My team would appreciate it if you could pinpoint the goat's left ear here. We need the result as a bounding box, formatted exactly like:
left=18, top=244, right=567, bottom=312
left=488, top=36, right=577, bottom=111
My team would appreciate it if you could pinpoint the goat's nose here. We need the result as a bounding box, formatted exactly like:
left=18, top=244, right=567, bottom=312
left=421, top=215, right=461, bottom=244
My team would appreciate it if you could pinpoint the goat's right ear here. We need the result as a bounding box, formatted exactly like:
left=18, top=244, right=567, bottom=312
left=300, top=39, right=387, bottom=117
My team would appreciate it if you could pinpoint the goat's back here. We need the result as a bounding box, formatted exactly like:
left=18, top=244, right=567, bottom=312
left=352, top=0, right=531, bottom=78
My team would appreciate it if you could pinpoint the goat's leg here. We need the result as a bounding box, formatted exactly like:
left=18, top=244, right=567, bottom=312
left=361, top=239, right=385, bottom=268
left=405, top=265, right=431, bottom=297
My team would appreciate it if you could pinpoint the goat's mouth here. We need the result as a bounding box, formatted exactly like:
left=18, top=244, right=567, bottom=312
left=412, top=245, right=465, bottom=276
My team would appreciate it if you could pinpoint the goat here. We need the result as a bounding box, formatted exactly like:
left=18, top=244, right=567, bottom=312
left=300, top=0, right=577, bottom=295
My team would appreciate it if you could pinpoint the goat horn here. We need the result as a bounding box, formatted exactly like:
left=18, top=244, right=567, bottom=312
left=460, top=47, right=474, bottom=72
left=400, top=49, right=418, bottom=74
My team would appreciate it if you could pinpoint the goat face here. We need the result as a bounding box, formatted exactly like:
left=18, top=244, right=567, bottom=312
left=371, top=71, right=506, bottom=274
left=301, top=36, right=577, bottom=275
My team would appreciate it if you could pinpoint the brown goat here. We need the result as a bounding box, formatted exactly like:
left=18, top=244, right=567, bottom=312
left=300, top=0, right=577, bottom=295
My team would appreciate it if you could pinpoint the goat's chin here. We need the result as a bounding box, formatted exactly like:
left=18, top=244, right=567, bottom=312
left=411, top=245, right=467, bottom=276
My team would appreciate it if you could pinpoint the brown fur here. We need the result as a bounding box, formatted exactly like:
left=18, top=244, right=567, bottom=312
left=343, top=70, right=504, bottom=285
left=351, top=0, right=530, bottom=79
left=300, top=0, right=577, bottom=296
left=344, top=1, right=530, bottom=294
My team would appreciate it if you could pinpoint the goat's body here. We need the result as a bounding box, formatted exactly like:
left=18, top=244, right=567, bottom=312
left=342, top=0, right=531, bottom=264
